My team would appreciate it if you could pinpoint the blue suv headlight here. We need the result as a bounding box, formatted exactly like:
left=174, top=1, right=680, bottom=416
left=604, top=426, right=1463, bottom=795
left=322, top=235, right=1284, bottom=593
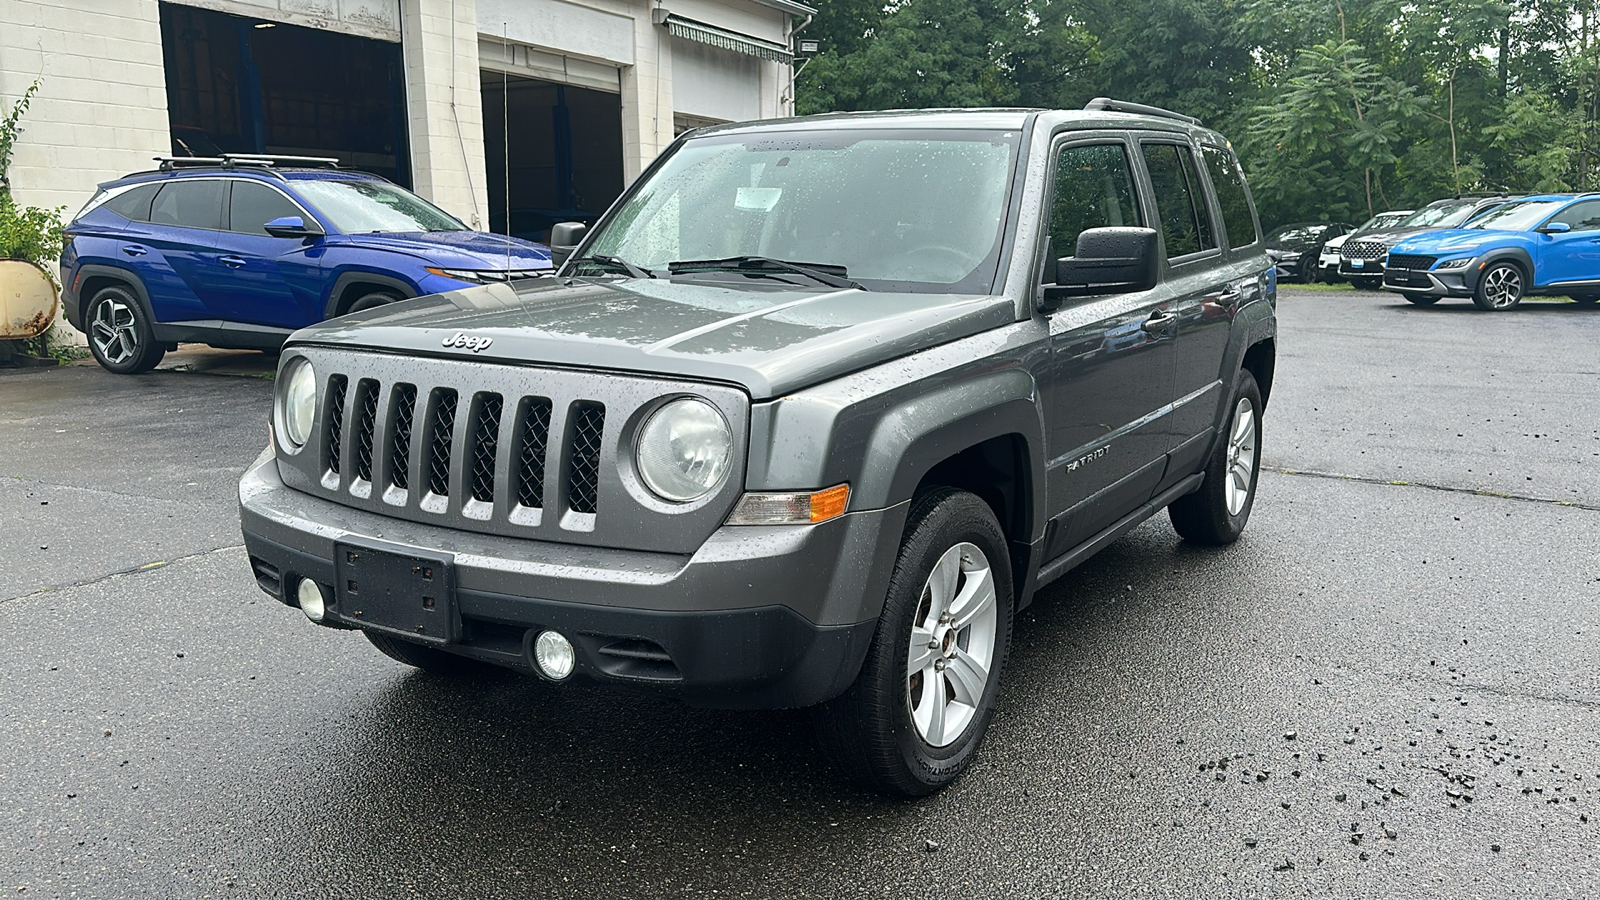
left=425, top=267, right=547, bottom=283
left=1434, top=257, right=1475, bottom=271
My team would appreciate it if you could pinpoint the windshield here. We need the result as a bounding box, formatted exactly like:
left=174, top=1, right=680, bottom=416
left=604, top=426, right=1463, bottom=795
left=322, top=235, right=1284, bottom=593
left=581, top=128, right=1022, bottom=292
left=1265, top=224, right=1330, bottom=246
left=1463, top=199, right=1566, bottom=231
left=1356, top=211, right=1408, bottom=233
left=1401, top=203, right=1481, bottom=229
left=293, top=179, right=467, bottom=233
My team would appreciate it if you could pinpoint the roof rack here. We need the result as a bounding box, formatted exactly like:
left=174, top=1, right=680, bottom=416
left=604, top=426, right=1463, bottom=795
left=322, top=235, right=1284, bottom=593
left=1083, top=97, right=1202, bottom=126
left=153, top=154, right=340, bottom=175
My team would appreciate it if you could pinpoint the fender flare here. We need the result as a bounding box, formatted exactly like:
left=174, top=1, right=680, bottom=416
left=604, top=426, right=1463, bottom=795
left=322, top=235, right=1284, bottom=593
left=322, top=270, right=419, bottom=319
left=70, top=263, right=155, bottom=331
left=857, top=367, right=1047, bottom=543
left=1469, top=247, right=1535, bottom=292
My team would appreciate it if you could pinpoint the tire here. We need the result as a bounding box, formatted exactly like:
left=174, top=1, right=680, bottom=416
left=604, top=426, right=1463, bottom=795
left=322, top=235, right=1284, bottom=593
left=345, top=290, right=401, bottom=314
left=1472, top=262, right=1524, bottom=311
left=1168, top=370, right=1263, bottom=545
left=365, top=630, right=496, bottom=675
left=1570, top=294, right=1598, bottom=306
left=813, top=488, right=1013, bottom=797
left=1299, top=255, right=1318, bottom=284
left=85, top=284, right=164, bottom=374
left=1403, top=293, right=1439, bottom=306
left=1351, top=276, right=1381, bottom=291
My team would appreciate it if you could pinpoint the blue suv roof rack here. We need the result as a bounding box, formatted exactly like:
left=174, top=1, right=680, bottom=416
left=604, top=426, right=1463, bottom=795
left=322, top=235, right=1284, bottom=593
left=151, top=154, right=341, bottom=177
left=1083, top=97, right=1202, bottom=126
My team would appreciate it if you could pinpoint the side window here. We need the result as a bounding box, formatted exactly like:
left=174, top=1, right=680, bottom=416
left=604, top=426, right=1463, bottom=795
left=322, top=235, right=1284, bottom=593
left=1203, top=146, right=1258, bottom=249
left=149, top=180, right=224, bottom=231
left=1045, top=142, right=1142, bottom=277
left=1549, top=200, right=1600, bottom=233
left=1141, top=143, right=1216, bottom=259
left=229, top=181, right=305, bottom=235
left=103, top=183, right=161, bottom=222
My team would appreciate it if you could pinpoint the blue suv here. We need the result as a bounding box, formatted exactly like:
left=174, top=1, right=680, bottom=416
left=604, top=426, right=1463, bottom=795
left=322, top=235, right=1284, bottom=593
left=1382, top=194, right=1600, bottom=311
left=61, top=156, right=552, bottom=373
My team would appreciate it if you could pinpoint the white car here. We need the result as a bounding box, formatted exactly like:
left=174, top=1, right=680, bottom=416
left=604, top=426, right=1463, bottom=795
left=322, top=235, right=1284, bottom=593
left=1322, top=209, right=1412, bottom=281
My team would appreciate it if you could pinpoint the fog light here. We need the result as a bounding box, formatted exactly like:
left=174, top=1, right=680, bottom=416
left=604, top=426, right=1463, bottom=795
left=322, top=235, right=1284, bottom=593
left=533, top=630, right=575, bottom=680
left=296, top=578, right=327, bottom=623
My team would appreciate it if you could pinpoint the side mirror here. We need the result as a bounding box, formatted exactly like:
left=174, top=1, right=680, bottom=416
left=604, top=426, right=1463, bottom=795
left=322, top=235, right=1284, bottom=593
left=1040, top=226, right=1160, bottom=312
left=1539, top=221, right=1572, bottom=234
left=263, top=216, right=325, bottom=239
left=549, top=222, right=587, bottom=266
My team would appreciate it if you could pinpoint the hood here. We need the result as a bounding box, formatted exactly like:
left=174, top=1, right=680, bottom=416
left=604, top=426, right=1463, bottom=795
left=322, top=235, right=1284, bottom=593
left=1390, top=228, right=1503, bottom=256
left=1344, top=225, right=1440, bottom=248
left=290, top=277, right=1017, bottom=399
left=342, top=230, right=553, bottom=269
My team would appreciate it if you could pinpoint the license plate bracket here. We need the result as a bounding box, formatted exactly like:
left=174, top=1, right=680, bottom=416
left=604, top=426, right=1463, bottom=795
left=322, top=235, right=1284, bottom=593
left=334, top=541, right=458, bottom=644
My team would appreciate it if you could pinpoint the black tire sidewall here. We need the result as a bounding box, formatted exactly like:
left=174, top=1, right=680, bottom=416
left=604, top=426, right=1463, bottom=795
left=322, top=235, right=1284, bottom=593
left=1473, top=262, right=1524, bottom=311
left=346, top=291, right=400, bottom=314
left=1169, top=371, right=1263, bottom=545
left=86, top=285, right=162, bottom=374
left=820, top=488, right=1013, bottom=795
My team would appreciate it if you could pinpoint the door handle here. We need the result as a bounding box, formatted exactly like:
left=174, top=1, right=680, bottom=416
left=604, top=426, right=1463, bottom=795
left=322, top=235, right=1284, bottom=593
left=1141, top=311, right=1178, bottom=333
left=220, top=255, right=246, bottom=268
left=1215, top=287, right=1244, bottom=306
left=121, top=245, right=147, bottom=257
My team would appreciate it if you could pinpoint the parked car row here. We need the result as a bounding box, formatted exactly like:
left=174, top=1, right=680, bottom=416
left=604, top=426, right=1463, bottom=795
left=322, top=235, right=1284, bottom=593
left=60, top=154, right=552, bottom=373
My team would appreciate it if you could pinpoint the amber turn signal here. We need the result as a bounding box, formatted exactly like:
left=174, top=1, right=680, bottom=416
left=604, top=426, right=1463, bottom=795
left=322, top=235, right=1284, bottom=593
left=726, top=484, right=851, bottom=526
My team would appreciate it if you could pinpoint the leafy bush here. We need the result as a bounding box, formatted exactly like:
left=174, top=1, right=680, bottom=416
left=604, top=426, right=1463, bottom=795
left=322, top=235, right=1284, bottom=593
left=0, top=194, right=66, bottom=264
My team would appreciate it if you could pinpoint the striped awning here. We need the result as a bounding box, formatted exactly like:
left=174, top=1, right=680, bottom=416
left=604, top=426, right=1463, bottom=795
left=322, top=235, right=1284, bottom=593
left=660, top=14, right=793, bottom=63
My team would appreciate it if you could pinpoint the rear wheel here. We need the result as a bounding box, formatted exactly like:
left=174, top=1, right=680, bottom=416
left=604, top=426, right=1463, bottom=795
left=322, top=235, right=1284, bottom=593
left=813, top=488, right=1012, bottom=797
left=1403, top=293, right=1439, bottom=306
left=1473, top=262, right=1524, bottom=311
left=365, top=631, right=497, bottom=675
left=1169, top=371, right=1262, bottom=545
left=86, top=285, right=164, bottom=374
left=1570, top=294, right=1599, bottom=306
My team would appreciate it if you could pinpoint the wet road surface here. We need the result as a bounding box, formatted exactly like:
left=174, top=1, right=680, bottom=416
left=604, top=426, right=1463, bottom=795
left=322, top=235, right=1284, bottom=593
left=3, top=289, right=1597, bottom=897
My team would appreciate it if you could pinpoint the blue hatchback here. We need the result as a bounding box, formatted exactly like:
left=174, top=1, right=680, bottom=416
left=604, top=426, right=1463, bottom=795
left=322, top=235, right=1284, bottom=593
left=1382, top=194, right=1600, bottom=311
left=61, top=156, right=552, bottom=373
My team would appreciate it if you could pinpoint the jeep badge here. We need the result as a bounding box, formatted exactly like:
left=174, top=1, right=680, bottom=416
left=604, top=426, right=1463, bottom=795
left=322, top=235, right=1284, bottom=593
left=442, top=332, right=493, bottom=353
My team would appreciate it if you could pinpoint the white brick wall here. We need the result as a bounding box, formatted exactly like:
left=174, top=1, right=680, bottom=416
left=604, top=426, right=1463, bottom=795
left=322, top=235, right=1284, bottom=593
left=1, top=0, right=171, bottom=216
left=402, top=0, right=490, bottom=227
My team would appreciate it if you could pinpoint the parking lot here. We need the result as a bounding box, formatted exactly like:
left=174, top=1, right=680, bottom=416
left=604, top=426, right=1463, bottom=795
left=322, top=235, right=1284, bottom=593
left=3, top=287, right=1597, bottom=898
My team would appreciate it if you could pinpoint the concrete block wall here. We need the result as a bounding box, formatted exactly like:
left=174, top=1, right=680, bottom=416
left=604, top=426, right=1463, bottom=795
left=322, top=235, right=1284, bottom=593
left=402, top=0, right=490, bottom=228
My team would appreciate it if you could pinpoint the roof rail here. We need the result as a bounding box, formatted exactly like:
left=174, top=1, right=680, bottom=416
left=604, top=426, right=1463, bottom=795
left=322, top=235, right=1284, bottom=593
left=1084, top=97, right=1202, bottom=126
left=155, top=156, right=225, bottom=171
left=222, top=153, right=341, bottom=168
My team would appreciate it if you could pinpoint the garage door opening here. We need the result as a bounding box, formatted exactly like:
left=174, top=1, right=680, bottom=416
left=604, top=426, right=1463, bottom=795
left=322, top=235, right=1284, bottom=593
left=159, top=3, right=410, bottom=185
left=481, top=73, right=624, bottom=242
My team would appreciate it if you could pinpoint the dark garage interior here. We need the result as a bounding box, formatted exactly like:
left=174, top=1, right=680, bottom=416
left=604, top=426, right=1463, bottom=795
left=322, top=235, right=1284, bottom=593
left=481, top=72, right=624, bottom=241
left=159, top=3, right=410, bottom=185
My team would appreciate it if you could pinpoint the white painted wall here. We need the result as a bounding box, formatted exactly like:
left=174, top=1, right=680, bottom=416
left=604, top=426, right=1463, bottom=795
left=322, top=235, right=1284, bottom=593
left=167, top=0, right=402, bottom=40
left=477, top=0, right=634, bottom=66
left=401, top=0, right=490, bottom=227
left=671, top=38, right=760, bottom=124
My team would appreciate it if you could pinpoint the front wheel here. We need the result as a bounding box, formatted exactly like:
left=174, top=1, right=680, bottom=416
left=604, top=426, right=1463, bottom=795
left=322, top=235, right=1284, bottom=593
left=1473, top=262, right=1524, bottom=311
left=345, top=290, right=401, bottom=314
left=1403, top=293, right=1439, bottom=306
left=1168, top=371, right=1262, bottom=545
left=1351, top=276, right=1381, bottom=291
left=813, top=488, right=1013, bottom=797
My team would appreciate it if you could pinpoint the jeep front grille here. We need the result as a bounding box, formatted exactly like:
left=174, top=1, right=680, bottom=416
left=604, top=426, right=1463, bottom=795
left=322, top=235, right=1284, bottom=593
left=280, top=350, right=748, bottom=554
left=1385, top=254, right=1437, bottom=271
left=1343, top=240, right=1388, bottom=261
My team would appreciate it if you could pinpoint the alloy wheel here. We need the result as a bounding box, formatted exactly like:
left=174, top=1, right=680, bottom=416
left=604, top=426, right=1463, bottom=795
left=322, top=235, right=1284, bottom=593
left=906, top=542, right=998, bottom=748
left=90, top=296, right=141, bottom=365
left=1225, top=396, right=1258, bottom=517
left=1481, top=266, right=1522, bottom=309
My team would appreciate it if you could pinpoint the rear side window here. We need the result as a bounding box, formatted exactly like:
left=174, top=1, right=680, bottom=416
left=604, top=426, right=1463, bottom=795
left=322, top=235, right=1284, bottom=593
left=102, top=183, right=161, bottom=222
left=1045, top=143, right=1143, bottom=268
left=1201, top=146, right=1258, bottom=249
left=1142, top=143, right=1216, bottom=259
left=228, top=181, right=304, bottom=234
left=149, top=179, right=224, bottom=230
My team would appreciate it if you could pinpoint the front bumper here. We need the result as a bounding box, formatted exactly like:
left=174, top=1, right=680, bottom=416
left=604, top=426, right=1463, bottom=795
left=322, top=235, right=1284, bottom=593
left=239, top=453, right=903, bottom=709
left=1339, top=260, right=1385, bottom=278
left=1380, top=266, right=1473, bottom=297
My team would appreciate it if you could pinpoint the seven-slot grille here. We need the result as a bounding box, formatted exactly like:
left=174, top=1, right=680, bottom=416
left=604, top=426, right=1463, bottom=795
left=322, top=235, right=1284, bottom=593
left=1385, top=254, right=1437, bottom=272
left=317, top=374, right=600, bottom=523
left=1342, top=240, right=1388, bottom=261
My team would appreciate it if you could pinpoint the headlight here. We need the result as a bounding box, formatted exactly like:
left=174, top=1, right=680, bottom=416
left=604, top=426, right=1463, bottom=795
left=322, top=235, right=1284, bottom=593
left=276, top=357, right=318, bottom=452
left=634, top=398, right=732, bottom=502
left=425, top=267, right=548, bottom=283
left=1434, top=257, right=1474, bottom=271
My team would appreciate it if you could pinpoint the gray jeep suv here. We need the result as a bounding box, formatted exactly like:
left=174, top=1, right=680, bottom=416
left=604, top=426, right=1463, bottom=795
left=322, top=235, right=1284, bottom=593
left=239, top=101, right=1277, bottom=796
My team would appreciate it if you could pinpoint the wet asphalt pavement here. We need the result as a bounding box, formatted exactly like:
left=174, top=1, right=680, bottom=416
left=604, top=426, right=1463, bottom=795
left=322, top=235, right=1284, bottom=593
left=2, top=289, right=1598, bottom=898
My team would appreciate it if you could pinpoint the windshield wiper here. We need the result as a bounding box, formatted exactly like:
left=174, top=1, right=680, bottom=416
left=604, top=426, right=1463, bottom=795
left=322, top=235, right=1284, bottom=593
left=571, top=254, right=657, bottom=279
left=666, top=256, right=865, bottom=290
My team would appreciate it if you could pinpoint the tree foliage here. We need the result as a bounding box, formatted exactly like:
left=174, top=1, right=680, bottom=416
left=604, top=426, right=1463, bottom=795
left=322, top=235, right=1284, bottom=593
left=797, top=0, right=1600, bottom=227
